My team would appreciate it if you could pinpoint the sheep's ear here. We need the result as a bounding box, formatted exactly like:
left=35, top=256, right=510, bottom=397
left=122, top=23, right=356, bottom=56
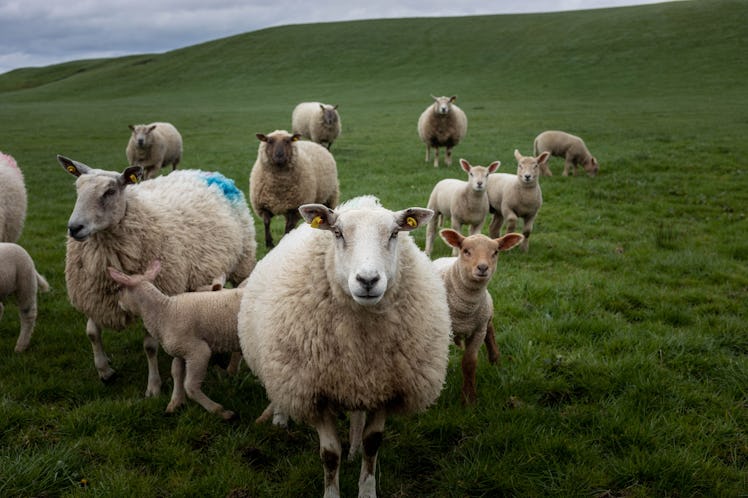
left=536, top=151, right=551, bottom=165
left=121, top=166, right=143, bottom=185
left=439, top=228, right=464, bottom=248
left=291, top=133, right=302, bottom=142
left=107, top=266, right=131, bottom=286
left=319, top=104, right=325, bottom=111
left=256, top=133, right=268, bottom=142
left=495, top=233, right=524, bottom=251
left=333, top=104, right=338, bottom=110
left=299, top=204, right=337, bottom=230
left=128, top=124, right=135, bottom=132
left=147, top=124, right=157, bottom=133
left=459, top=158, right=471, bottom=173
left=514, top=149, right=524, bottom=162
left=450, top=95, right=457, bottom=103
left=144, top=260, right=161, bottom=281
left=58, top=155, right=92, bottom=177
left=488, top=161, right=501, bottom=173
left=396, top=208, right=433, bottom=232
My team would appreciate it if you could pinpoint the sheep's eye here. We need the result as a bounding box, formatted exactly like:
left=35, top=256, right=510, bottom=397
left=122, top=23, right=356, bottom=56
left=493, top=250, right=499, bottom=258
left=103, top=188, right=117, bottom=199
left=333, top=228, right=343, bottom=240
left=389, top=230, right=399, bottom=241
left=463, top=248, right=471, bottom=257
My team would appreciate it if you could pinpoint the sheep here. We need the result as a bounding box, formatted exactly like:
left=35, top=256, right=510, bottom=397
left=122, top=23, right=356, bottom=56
left=249, top=130, right=339, bottom=248
left=108, top=260, right=243, bottom=420
left=291, top=102, right=342, bottom=150
left=238, top=195, right=451, bottom=498
left=432, top=229, right=523, bottom=404
left=125, top=122, right=183, bottom=179
left=0, top=242, right=50, bottom=352
left=424, top=158, right=500, bottom=256
left=0, top=151, right=27, bottom=243
left=487, top=149, right=550, bottom=252
left=57, top=154, right=256, bottom=396
left=533, top=130, right=599, bottom=177
left=417, top=95, right=468, bottom=167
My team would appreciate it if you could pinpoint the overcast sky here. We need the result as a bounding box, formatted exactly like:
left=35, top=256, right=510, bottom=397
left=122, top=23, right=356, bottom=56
left=0, top=0, right=670, bottom=75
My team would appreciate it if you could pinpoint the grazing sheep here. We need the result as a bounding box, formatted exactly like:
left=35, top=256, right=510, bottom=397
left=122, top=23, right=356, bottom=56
left=291, top=102, right=342, bottom=150
left=249, top=130, right=339, bottom=248
left=125, top=122, right=183, bottom=179
left=424, top=158, right=500, bottom=256
left=58, top=155, right=256, bottom=396
left=108, top=260, right=243, bottom=420
left=238, top=195, right=451, bottom=498
left=0, top=152, right=27, bottom=243
left=0, top=242, right=49, bottom=352
left=533, top=130, right=599, bottom=177
left=487, top=149, right=550, bottom=252
left=417, top=95, right=468, bottom=167
left=432, top=229, right=523, bottom=404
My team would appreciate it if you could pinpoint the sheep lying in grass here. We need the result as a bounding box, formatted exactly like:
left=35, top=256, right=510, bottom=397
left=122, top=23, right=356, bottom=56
left=250, top=130, right=339, bottom=248
left=533, top=130, right=599, bottom=177
left=417, top=95, right=468, bottom=167
left=108, top=260, right=243, bottom=420
left=125, top=122, right=183, bottom=179
left=432, top=229, right=523, bottom=404
left=424, top=158, right=499, bottom=256
left=58, top=155, right=256, bottom=396
left=487, top=149, right=550, bottom=252
left=238, top=195, right=451, bottom=498
left=0, top=152, right=27, bottom=243
left=0, top=243, right=49, bottom=353
left=291, top=102, right=342, bottom=150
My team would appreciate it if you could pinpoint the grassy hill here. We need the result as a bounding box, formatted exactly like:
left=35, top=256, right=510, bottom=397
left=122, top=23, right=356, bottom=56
left=0, top=0, right=746, bottom=496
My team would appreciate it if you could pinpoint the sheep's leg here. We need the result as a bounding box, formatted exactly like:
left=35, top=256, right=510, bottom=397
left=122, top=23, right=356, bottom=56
left=445, top=146, right=453, bottom=166
left=563, top=157, right=572, bottom=176
left=358, top=408, right=386, bottom=498
left=348, top=410, right=366, bottom=461
left=14, top=302, right=38, bottom=353
left=433, top=147, right=440, bottom=168
left=226, top=351, right=242, bottom=375
left=166, top=357, right=186, bottom=413
left=0, top=302, right=4, bottom=326
left=484, top=318, right=500, bottom=364
left=315, top=410, right=342, bottom=498
left=260, top=209, right=274, bottom=248
left=143, top=331, right=162, bottom=397
left=184, top=342, right=235, bottom=420
left=424, top=216, right=437, bottom=256
left=86, top=318, right=117, bottom=383
left=461, top=326, right=486, bottom=404
left=284, top=210, right=301, bottom=234
left=520, top=215, right=535, bottom=252
left=450, top=218, right=463, bottom=256
left=488, top=213, right=504, bottom=239
left=424, top=145, right=431, bottom=163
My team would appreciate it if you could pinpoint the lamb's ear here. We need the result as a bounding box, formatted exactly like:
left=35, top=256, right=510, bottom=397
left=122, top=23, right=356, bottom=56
left=536, top=151, right=551, bottom=165
left=121, top=166, right=143, bottom=186
left=459, top=158, right=471, bottom=173
left=256, top=133, right=268, bottom=142
left=496, top=233, right=524, bottom=251
left=299, top=204, right=337, bottom=230
left=514, top=149, right=524, bottom=162
left=396, top=208, right=433, bottom=232
left=144, top=260, right=161, bottom=281
left=439, top=228, right=464, bottom=248
left=58, top=155, right=91, bottom=177
left=107, top=266, right=131, bottom=286
left=488, top=161, right=501, bottom=173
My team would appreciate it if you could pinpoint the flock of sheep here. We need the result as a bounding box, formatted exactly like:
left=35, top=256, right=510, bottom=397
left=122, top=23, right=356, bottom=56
left=0, top=96, right=599, bottom=498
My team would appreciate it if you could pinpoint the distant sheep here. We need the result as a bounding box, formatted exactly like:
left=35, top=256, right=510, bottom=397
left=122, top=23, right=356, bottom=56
left=238, top=195, right=451, bottom=498
left=58, top=155, right=256, bottom=396
left=533, top=130, right=599, bottom=177
left=0, top=243, right=49, bottom=352
left=249, top=130, right=339, bottom=248
left=417, top=95, right=468, bottom=167
left=125, top=122, right=183, bottom=179
left=424, top=158, right=499, bottom=256
left=291, top=102, right=341, bottom=150
left=0, top=152, right=27, bottom=243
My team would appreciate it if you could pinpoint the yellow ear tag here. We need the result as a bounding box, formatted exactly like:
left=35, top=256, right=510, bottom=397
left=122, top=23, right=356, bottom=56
left=67, top=166, right=76, bottom=174
left=406, top=216, right=418, bottom=228
left=311, top=216, right=323, bottom=229
left=129, top=174, right=138, bottom=183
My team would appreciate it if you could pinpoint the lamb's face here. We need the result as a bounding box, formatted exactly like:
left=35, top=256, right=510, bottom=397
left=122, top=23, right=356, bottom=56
left=461, top=159, right=500, bottom=193
left=457, top=235, right=501, bottom=282
left=584, top=157, right=599, bottom=177
left=514, top=150, right=549, bottom=187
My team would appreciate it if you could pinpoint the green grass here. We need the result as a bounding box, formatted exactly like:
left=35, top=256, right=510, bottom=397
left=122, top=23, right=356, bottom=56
left=1, top=0, right=747, bottom=496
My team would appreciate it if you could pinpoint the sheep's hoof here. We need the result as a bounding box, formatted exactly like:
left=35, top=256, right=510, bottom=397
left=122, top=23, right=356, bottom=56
left=221, top=410, right=238, bottom=422
left=100, top=371, right=118, bottom=385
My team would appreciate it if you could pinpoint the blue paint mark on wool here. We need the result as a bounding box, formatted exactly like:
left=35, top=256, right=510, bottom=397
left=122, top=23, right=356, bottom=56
left=200, top=171, right=242, bottom=203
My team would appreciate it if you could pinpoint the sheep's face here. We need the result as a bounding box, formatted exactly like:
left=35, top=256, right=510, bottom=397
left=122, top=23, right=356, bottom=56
left=460, top=159, right=500, bottom=193
left=432, top=95, right=457, bottom=115
left=440, top=229, right=524, bottom=283
left=129, top=124, right=157, bottom=149
left=514, top=150, right=550, bottom=187
left=321, top=105, right=339, bottom=126
left=257, top=131, right=300, bottom=168
left=584, top=157, right=599, bottom=177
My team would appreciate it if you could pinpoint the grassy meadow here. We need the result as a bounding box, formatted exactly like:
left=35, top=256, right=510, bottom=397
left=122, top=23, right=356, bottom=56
left=1, top=0, right=747, bottom=496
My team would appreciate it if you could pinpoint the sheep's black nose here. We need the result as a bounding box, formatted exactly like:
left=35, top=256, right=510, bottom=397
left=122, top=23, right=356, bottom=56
left=68, top=224, right=84, bottom=239
left=356, top=273, right=380, bottom=291
left=476, top=264, right=489, bottom=275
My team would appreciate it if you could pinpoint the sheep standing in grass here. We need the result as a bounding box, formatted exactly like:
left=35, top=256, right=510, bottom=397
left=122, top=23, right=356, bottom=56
left=250, top=130, right=339, bottom=248
left=487, top=149, right=550, bottom=252
left=424, top=158, right=499, bottom=256
left=108, top=260, right=243, bottom=420
left=58, top=155, right=256, bottom=396
left=0, top=152, right=27, bottom=243
left=417, top=95, right=468, bottom=167
left=291, top=102, right=342, bottom=150
left=533, top=130, right=599, bottom=177
left=0, top=242, right=49, bottom=352
left=238, top=195, right=451, bottom=498
left=432, top=229, right=523, bottom=404
left=125, top=122, right=183, bottom=179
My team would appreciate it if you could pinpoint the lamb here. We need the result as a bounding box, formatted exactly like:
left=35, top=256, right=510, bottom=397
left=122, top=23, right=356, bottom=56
left=57, top=154, right=256, bottom=396
left=291, top=102, right=342, bottom=150
left=238, top=195, right=451, bottom=498
left=533, top=130, right=599, bottom=177
left=487, top=149, right=550, bottom=252
left=0, top=151, right=27, bottom=243
left=417, top=95, right=468, bottom=167
left=424, top=158, right=500, bottom=256
left=125, top=122, right=183, bottom=179
left=249, top=130, right=339, bottom=248
left=432, top=229, right=523, bottom=404
left=108, top=260, right=243, bottom=420
left=0, top=242, right=50, bottom=352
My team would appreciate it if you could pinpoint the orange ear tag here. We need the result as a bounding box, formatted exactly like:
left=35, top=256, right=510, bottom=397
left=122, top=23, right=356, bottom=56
left=311, top=216, right=323, bottom=229
left=129, top=174, right=138, bottom=183
left=67, top=166, right=76, bottom=174
left=406, top=216, right=418, bottom=228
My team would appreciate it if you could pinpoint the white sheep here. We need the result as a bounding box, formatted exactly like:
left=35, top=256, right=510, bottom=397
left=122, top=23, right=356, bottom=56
left=417, top=95, right=468, bottom=167
left=291, top=102, right=342, bottom=150
left=0, top=242, right=49, bottom=353
left=249, top=130, right=339, bottom=248
left=432, top=229, right=523, bottom=404
left=533, top=130, right=599, bottom=177
left=424, top=158, right=500, bottom=256
left=108, top=260, right=243, bottom=420
left=57, top=155, right=256, bottom=396
left=0, top=151, right=27, bottom=243
left=487, top=149, right=550, bottom=252
left=238, top=195, right=451, bottom=498
left=125, top=122, right=183, bottom=180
